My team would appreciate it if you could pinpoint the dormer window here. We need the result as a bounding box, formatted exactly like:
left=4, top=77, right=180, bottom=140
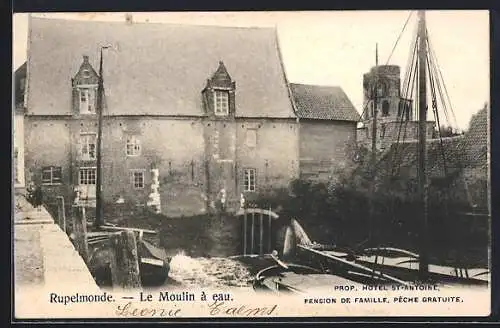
left=79, top=86, right=97, bottom=114
left=214, top=90, right=229, bottom=116
left=202, top=61, right=236, bottom=118
left=72, top=55, right=99, bottom=115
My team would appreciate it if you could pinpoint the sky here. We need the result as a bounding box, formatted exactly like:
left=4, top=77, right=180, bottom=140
left=12, top=11, right=489, bottom=131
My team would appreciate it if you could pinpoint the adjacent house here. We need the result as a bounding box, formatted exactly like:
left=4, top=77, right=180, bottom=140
left=375, top=104, right=489, bottom=210
left=14, top=63, right=26, bottom=191
left=22, top=16, right=360, bottom=217
left=289, top=83, right=359, bottom=181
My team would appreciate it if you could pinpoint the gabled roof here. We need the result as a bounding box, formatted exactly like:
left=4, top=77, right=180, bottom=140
left=27, top=17, right=295, bottom=118
left=289, top=83, right=360, bottom=122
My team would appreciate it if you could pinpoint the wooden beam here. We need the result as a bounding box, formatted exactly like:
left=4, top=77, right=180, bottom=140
left=56, top=196, right=66, bottom=233
left=100, top=225, right=157, bottom=235
left=110, top=230, right=142, bottom=289
left=72, top=206, right=89, bottom=264
left=259, top=212, right=264, bottom=255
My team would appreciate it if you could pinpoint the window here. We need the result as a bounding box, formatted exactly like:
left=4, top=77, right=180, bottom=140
left=80, top=133, right=97, bottom=160
left=243, top=168, right=256, bottom=192
left=79, top=87, right=97, bottom=114
left=246, top=129, right=257, bottom=148
left=78, top=167, right=96, bottom=200
left=42, top=166, right=62, bottom=185
left=131, top=170, right=145, bottom=189
left=214, top=90, right=229, bottom=115
left=79, top=167, right=96, bottom=185
left=126, top=136, right=141, bottom=156
left=382, top=100, right=390, bottom=116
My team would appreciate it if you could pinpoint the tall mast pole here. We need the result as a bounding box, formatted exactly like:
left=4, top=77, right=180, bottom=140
left=369, top=44, right=379, bottom=242
left=417, top=10, right=429, bottom=279
left=94, top=47, right=107, bottom=230
left=372, top=43, right=378, bottom=157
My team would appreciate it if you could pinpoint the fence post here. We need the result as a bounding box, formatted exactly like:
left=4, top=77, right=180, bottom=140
left=109, top=230, right=142, bottom=289
left=72, top=206, right=89, bottom=263
left=56, top=196, right=66, bottom=233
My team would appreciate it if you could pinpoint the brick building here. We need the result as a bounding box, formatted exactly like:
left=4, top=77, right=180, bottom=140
left=21, top=17, right=359, bottom=217
left=289, top=83, right=359, bottom=181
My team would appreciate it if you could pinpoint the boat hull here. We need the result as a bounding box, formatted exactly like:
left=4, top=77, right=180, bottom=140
left=355, top=258, right=489, bottom=286
left=88, top=237, right=170, bottom=287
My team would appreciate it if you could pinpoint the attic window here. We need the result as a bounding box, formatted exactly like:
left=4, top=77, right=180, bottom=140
left=82, top=69, right=91, bottom=78
left=79, top=87, right=97, bottom=114
left=214, top=90, right=229, bottom=116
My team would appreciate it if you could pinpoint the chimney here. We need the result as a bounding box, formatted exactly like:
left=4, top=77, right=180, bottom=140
left=125, top=14, right=133, bottom=24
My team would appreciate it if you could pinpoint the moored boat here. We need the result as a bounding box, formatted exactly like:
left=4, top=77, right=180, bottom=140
left=87, top=230, right=171, bottom=287
left=354, top=247, right=489, bottom=286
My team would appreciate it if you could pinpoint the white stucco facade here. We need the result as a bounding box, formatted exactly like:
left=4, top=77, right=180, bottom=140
left=14, top=112, right=25, bottom=188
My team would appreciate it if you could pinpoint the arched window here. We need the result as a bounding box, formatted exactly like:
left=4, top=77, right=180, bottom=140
left=382, top=100, right=390, bottom=116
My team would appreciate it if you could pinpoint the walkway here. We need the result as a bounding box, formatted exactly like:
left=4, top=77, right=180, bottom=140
left=14, top=193, right=100, bottom=317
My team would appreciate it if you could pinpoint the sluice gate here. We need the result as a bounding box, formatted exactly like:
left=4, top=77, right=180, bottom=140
left=235, top=208, right=279, bottom=256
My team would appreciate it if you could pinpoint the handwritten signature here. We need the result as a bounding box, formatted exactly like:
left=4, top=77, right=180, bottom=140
left=207, top=300, right=278, bottom=316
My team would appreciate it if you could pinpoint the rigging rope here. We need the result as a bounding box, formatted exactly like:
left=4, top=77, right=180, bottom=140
left=391, top=35, right=418, bottom=177
left=384, top=11, right=414, bottom=66
left=427, top=31, right=459, bottom=129
left=426, top=49, right=449, bottom=177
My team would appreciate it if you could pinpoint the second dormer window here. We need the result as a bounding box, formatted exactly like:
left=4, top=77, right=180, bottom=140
left=214, top=90, right=229, bottom=116
left=79, top=87, right=97, bottom=114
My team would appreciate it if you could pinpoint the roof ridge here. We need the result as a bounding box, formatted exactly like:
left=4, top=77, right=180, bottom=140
left=30, top=15, right=277, bottom=32
left=290, top=82, right=342, bottom=89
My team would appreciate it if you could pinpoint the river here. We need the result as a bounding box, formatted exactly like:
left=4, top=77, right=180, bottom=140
left=156, top=214, right=286, bottom=290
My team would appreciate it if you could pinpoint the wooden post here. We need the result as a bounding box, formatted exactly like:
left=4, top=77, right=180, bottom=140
left=251, top=212, right=255, bottom=254
left=243, top=211, right=247, bottom=256
left=259, top=212, right=264, bottom=255
left=268, top=215, right=272, bottom=254
left=56, top=196, right=66, bottom=233
left=110, top=230, right=141, bottom=289
left=72, top=206, right=89, bottom=263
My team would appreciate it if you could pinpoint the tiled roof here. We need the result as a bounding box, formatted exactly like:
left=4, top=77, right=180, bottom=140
left=289, top=83, right=360, bottom=122
left=460, top=105, right=488, bottom=166
left=381, top=136, right=465, bottom=178
left=27, top=17, right=295, bottom=118
left=379, top=107, right=488, bottom=176
left=372, top=107, right=489, bottom=208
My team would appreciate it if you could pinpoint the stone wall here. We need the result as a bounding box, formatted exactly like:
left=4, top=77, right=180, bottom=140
left=24, top=116, right=300, bottom=217
left=299, top=120, right=357, bottom=181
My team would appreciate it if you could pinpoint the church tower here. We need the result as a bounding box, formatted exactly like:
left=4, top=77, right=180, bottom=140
left=359, top=64, right=432, bottom=150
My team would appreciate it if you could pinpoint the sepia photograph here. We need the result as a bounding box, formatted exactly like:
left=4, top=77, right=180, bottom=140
left=12, top=10, right=490, bottom=319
